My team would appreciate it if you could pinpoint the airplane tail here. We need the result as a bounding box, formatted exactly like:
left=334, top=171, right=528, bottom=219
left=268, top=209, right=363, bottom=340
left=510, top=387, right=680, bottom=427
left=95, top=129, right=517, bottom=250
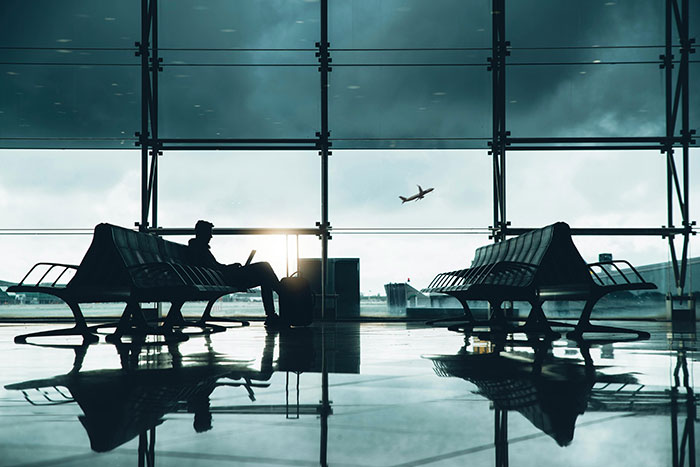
left=399, top=196, right=408, bottom=204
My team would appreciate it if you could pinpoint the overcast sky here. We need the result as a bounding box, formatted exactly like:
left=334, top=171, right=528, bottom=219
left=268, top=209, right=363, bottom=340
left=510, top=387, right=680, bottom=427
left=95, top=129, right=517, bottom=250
left=0, top=147, right=696, bottom=294
left=0, top=1, right=697, bottom=293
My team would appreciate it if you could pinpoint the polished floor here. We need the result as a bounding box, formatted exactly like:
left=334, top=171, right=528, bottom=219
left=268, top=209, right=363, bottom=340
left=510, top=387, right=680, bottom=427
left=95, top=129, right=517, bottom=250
left=0, top=319, right=697, bottom=466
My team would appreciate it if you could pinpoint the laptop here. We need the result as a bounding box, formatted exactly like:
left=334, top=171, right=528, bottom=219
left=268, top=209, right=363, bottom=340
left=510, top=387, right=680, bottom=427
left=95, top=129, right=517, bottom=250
left=244, top=249, right=256, bottom=266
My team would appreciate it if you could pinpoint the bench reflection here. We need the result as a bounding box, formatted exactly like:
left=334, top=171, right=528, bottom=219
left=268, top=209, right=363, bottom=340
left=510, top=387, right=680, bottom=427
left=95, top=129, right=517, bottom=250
left=4, top=326, right=350, bottom=464
left=426, top=337, right=697, bottom=467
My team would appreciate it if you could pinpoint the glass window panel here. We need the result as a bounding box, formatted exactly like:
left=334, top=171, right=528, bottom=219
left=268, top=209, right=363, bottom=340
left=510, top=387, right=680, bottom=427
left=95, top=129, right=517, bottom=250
left=159, top=66, right=319, bottom=139
left=329, top=0, right=491, bottom=49
left=330, top=234, right=490, bottom=318
left=507, top=64, right=664, bottom=138
left=508, top=0, right=665, bottom=47
left=330, top=150, right=492, bottom=229
left=156, top=151, right=320, bottom=228
left=0, top=150, right=140, bottom=228
left=160, top=0, right=319, bottom=49
left=0, top=1, right=139, bottom=48
left=507, top=150, right=668, bottom=245
left=330, top=67, right=491, bottom=149
left=0, top=66, right=140, bottom=148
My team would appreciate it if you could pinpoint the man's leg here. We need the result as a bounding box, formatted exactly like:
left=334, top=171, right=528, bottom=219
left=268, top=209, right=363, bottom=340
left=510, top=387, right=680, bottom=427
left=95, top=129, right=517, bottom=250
left=260, top=287, right=275, bottom=317
left=249, top=263, right=280, bottom=317
left=224, top=262, right=281, bottom=317
left=245, top=262, right=281, bottom=291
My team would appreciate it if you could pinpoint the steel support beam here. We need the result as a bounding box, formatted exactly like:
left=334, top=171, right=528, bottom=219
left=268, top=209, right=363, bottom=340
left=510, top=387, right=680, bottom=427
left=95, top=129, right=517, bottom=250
left=495, top=408, right=508, bottom=467
left=318, top=0, right=332, bottom=321
left=150, top=227, right=322, bottom=236
left=489, top=0, right=508, bottom=242
left=138, top=0, right=150, bottom=232
left=158, top=145, right=319, bottom=151
left=155, top=138, right=318, bottom=144
left=507, top=137, right=687, bottom=144
left=664, top=0, right=696, bottom=299
left=504, top=227, right=690, bottom=237
left=671, top=352, right=696, bottom=467
left=137, top=0, right=160, bottom=233
left=507, top=145, right=666, bottom=151
left=150, top=0, right=160, bottom=231
left=497, top=0, right=695, bottom=305
left=320, top=328, right=332, bottom=466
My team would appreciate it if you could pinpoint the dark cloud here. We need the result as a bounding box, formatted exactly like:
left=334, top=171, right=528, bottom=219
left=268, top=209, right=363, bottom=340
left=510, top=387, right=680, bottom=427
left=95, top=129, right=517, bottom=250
left=0, top=0, right=697, bottom=148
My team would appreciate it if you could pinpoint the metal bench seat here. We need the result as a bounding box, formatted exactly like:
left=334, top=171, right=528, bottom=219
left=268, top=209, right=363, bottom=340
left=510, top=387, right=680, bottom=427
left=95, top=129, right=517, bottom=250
left=422, top=222, right=657, bottom=339
left=8, top=223, right=250, bottom=344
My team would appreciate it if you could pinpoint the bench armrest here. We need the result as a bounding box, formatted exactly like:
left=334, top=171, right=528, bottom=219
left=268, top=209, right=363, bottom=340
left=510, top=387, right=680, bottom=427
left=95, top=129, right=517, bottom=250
left=21, top=387, right=74, bottom=406
left=12, top=263, right=79, bottom=288
left=588, top=260, right=655, bottom=288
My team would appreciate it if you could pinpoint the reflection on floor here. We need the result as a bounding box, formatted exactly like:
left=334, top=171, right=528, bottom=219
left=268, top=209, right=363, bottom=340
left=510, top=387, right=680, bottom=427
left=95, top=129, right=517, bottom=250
left=0, top=320, right=697, bottom=466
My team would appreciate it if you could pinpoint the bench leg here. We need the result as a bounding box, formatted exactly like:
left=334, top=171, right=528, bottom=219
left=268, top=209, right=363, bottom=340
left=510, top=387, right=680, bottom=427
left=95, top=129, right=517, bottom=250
left=162, top=300, right=186, bottom=330
left=577, top=341, right=597, bottom=379
left=14, top=325, right=99, bottom=344
left=449, top=301, right=507, bottom=333
left=494, top=408, right=508, bottom=467
left=160, top=301, right=203, bottom=340
left=105, top=301, right=154, bottom=344
left=523, top=301, right=559, bottom=339
left=441, top=298, right=478, bottom=331
left=197, top=298, right=250, bottom=327
left=114, top=340, right=143, bottom=369
left=460, top=299, right=475, bottom=322
left=567, top=297, right=650, bottom=341
left=14, top=302, right=99, bottom=344
left=160, top=301, right=228, bottom=336
left=488, top=301, right=508, bottom=329
left=447, top=301, right=512, bottom=334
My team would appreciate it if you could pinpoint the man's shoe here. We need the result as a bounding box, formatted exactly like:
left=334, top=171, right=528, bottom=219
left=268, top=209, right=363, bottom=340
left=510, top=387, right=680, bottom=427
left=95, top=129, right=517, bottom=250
left=264, top=313, right=285, bottom=329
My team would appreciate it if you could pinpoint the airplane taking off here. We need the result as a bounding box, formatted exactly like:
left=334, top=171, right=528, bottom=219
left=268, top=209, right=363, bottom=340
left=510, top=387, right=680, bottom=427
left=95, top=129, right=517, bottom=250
left=400, top=185, right=434, bottom=204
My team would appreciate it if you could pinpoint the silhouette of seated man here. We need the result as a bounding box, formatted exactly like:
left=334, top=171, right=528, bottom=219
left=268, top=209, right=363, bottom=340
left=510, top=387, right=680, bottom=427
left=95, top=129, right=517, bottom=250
left=188, top=220, right=281, bottom=324
left=188, top=392, right=214, bottom=433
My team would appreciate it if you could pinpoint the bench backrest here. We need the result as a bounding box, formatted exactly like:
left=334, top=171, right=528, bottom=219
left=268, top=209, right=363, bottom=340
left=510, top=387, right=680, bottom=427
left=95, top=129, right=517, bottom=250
left=69, top=223, right=207, bottom=288
left=471, top=222, right=592, bottom=287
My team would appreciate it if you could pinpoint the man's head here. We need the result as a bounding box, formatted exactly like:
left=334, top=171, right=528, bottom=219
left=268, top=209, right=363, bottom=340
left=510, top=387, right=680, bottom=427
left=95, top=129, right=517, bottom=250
left=189, top=394, right=213, bottom=433
left=194, top=220, right=214, bottom=241
left=193, top=409, right=213, bottom=433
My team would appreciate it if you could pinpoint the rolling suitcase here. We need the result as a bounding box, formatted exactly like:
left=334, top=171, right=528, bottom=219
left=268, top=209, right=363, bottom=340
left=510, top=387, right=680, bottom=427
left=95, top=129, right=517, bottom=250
left=278, top=273, right=314, bottom=326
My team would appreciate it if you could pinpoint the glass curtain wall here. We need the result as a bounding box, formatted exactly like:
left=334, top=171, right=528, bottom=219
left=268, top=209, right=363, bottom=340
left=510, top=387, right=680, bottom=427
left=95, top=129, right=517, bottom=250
left=0, top=0, right=697, bottom=319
